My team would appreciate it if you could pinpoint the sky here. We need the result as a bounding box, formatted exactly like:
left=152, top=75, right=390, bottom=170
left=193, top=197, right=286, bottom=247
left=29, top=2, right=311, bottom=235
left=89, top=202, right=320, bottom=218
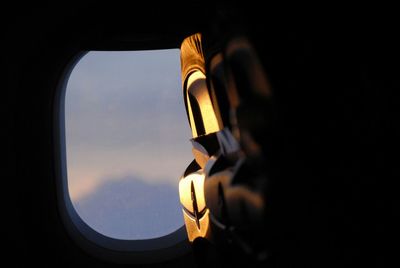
left=65, top=49, right=193, bottom=239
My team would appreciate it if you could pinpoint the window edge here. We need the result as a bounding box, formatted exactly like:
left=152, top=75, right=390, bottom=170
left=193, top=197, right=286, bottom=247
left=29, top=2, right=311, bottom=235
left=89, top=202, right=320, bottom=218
left=53, top=50, right=191, bottom=264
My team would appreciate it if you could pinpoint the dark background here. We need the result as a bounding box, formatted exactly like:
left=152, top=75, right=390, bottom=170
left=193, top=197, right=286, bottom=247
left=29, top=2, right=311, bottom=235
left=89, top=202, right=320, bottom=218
left=6, top=2, right=398, bottom=267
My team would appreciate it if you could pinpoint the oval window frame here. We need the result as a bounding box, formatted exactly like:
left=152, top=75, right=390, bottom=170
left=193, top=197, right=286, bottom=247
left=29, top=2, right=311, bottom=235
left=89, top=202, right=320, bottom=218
left=53, top=51, right=190, bottom=264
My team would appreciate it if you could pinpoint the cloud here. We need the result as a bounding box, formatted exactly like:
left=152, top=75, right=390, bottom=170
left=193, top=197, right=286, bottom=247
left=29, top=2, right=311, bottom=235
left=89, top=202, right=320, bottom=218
left=73, top=175, right=184, bottom=240
left=67, top=147, right=193, bottom=201
left=65, top=49, right=194, bottom=202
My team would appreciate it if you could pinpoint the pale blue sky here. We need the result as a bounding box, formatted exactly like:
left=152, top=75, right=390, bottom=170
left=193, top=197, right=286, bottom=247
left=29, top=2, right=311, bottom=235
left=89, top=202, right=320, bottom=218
left=65, top=49, right=193, bottom=239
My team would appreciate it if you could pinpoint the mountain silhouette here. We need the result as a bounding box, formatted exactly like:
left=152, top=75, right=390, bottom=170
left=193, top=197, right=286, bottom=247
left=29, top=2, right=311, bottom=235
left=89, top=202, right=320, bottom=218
left=73, top=176, right=184, bottom=240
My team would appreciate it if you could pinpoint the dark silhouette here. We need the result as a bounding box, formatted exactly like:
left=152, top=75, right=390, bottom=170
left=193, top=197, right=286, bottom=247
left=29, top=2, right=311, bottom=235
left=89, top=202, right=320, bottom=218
left=6, top=2, right=396, bottom=267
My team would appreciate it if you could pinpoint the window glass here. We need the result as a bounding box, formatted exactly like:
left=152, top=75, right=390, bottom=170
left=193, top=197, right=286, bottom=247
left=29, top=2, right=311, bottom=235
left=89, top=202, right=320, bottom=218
left=65, top=49, right=192, bottom=239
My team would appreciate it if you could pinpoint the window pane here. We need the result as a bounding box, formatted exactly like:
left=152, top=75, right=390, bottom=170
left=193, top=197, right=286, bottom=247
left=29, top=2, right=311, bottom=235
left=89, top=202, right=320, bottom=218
left=65, top=49, right=192, bottom=239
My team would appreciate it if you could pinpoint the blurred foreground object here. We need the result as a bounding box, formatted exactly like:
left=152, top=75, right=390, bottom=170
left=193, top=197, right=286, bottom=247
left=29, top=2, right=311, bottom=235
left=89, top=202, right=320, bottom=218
left=179, top=30, right=273, bottom=265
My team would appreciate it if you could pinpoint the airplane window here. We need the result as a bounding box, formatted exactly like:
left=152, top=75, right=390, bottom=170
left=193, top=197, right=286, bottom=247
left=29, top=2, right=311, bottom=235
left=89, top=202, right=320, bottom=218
left=64, top=49, right=192, bottom=240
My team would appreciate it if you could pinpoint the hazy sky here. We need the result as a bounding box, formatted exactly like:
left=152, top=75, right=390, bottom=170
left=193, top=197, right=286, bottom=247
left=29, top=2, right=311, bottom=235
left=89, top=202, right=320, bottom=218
left=65, top=49, right=193, bottom=239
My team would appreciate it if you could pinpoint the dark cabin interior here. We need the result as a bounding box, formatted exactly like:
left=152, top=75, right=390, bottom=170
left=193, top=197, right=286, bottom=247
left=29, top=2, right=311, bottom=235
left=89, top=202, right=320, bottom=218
left=6, top=2, right=397, bottom=267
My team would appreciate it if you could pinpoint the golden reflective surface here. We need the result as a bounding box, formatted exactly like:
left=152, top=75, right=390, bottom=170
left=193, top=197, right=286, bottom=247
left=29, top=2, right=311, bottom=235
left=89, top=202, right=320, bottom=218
left=179, top=172, right=206, bottom=214
left=186, top=71, right=221, bottom=137
left=179, top=171, right=212, bottom=242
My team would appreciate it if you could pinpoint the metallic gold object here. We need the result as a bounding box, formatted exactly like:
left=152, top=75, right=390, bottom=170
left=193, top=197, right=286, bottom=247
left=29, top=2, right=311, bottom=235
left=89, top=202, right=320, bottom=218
left=179, top=33, right=270, bottom=261
left=179, top=172, right=212, bottom=242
